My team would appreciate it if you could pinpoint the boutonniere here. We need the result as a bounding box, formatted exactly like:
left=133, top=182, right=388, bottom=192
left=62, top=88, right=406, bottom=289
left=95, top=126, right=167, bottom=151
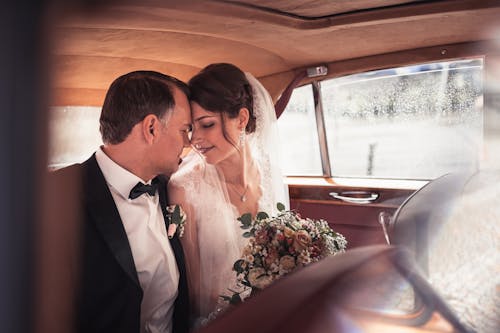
left=165, top=204, right=187, bottom=239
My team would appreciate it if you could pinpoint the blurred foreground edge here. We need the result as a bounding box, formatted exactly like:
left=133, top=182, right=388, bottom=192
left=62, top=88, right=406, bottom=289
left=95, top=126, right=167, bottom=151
left=196, top=245, right=472, bottom=333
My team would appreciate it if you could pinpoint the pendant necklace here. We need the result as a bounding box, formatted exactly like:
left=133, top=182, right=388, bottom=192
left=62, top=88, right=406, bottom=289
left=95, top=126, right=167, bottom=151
left=229, top=184, right=249, bottom=202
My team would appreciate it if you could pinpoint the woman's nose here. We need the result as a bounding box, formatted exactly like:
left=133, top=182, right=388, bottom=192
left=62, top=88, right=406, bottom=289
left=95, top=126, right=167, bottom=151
left=190, top=130, right=205, bottom=150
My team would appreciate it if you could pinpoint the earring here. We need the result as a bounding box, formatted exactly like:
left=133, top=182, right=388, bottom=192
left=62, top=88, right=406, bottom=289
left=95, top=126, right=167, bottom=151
left=239, top=129, right=246, bottom=147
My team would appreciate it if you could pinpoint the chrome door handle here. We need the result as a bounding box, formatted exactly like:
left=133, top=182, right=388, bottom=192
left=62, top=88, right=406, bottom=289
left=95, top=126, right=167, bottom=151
left=328, top=191, right=379, bottom=204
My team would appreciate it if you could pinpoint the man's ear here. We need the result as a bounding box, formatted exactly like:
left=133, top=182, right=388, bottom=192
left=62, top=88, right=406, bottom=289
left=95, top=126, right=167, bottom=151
left=238, top=107, right=250, bottom=130
left=142, top=114, right=159, bottom=144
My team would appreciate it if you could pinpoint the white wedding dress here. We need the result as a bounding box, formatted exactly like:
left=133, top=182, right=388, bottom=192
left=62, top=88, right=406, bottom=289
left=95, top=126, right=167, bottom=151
left=169, top=73, right=289, bottom=321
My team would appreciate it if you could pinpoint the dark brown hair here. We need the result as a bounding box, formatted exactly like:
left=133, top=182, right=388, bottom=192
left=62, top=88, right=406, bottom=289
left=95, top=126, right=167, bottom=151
left=99, top=70, right=189, bottom=144
left=188, top=63, right=257, bottom=144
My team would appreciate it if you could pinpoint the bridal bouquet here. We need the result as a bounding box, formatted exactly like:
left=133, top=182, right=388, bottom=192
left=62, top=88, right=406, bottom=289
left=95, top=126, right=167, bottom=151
left=222, top=203, right=347, bottom=304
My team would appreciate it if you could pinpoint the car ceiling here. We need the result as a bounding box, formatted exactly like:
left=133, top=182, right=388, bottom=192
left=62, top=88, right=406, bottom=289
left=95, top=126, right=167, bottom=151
left=225, top=0, right=424, bottom=17
left=50, top=0, right=500, bottom=106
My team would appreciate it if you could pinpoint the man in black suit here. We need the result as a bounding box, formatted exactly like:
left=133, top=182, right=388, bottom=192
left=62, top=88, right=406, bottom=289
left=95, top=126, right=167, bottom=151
left=56, top=71, right=191, bottom=333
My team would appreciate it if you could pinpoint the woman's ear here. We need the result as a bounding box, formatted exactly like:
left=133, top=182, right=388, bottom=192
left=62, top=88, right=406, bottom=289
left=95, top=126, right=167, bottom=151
left=238, top=107, right=250, bottom=130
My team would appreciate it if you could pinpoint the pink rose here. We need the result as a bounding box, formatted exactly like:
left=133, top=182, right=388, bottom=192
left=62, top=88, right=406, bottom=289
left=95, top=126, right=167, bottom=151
left=293, top=230, right=312, bottom=252
left=283, top=227, right=295, bottom=239
left=167, top=224, right=177, bottom=239
left=279, top=255, right=296, bottom=271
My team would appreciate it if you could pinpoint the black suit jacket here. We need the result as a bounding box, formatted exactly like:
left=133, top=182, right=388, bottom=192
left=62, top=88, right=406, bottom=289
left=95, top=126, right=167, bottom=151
left=55, top=154, right=189, bottom=333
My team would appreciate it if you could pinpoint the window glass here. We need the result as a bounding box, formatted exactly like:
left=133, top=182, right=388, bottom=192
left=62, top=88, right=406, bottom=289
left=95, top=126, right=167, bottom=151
left=49, top=106, right=102, bottom=169
left=277, top=84, right=322, bottom=175
left=321, top=59, right=483, bottom=179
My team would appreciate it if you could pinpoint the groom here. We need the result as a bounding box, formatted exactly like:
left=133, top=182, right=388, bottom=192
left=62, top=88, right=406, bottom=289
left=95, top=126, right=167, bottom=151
left=55, top=71, right=191, bottom=333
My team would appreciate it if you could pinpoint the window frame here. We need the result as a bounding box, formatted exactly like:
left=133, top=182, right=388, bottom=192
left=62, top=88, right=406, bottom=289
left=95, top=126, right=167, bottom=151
left=283, top=41, right=498, bottom=188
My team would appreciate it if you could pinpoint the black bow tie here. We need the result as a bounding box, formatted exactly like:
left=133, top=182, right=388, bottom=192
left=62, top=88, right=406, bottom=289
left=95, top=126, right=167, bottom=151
left=129, top=179, right=159, bottom=199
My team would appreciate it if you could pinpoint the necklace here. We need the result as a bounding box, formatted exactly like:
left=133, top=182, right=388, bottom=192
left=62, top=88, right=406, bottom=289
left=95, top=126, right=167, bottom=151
left=228, top=183, right=249, bottom=202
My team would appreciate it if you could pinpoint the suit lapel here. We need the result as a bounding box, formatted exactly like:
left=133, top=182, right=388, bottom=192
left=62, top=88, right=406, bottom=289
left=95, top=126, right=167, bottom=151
left=157, top=175, right=185, bottom=265
left=82, top=155, right=140, bottom=287
left=157, top=175, right=171, bottom=230
left=157, top=175, right=190, bottom=331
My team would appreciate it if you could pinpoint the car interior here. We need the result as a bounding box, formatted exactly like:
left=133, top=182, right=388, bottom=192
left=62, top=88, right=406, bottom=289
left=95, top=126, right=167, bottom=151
left=2, top=0, right=499, bottom=332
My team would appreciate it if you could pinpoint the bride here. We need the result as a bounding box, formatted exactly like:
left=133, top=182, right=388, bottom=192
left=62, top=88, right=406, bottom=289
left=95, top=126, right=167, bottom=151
left=168, top=63, right=289, bottom=322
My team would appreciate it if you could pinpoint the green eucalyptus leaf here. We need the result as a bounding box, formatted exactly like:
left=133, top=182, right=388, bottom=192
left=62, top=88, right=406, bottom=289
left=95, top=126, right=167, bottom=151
left=243, top=231, right=253, bottom=238
left=241, top=280, right=251, bottom=287
left=172, top=205, right=182, bottom=225
left=254, top=256, right=262, bottom=266
left=277, top=202, right=286, bottom=212
left=220, top=295, right=232, bottom=302
left=239, top=213, right=252, bottom=227
left=230, top=293, right=242, bottom=305
left=233, top=259, right=245, bottom=274
left=256, top=212, right=269, bottom=220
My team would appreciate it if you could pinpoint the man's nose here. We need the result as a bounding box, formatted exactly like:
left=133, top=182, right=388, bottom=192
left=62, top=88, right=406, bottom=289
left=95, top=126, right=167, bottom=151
left=182, top=130, right=192, bottom=147
left=190, top=128, right=201, bottom=145
left=183, top=132, right=192, bottom=148
left=183, top=136, right=190, bottom=148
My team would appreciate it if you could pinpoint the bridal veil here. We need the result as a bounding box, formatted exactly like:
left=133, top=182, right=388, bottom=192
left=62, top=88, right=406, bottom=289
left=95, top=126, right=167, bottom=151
left=169, top=72, right=289, bottom=319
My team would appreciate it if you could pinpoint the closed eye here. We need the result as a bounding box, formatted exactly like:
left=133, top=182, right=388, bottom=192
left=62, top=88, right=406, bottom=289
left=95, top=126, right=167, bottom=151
left=180, top=127, right=192, bottom=140
left=202, top=123, right=215, bottom=129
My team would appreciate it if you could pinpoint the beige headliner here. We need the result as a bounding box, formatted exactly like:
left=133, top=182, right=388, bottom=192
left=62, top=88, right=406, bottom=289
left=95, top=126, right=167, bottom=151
left=50, top=0, right=500, bottom=106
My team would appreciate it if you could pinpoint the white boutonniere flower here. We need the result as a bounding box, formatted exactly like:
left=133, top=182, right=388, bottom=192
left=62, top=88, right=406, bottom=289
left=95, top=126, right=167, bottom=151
left=165, top=204, right=187, bottom=239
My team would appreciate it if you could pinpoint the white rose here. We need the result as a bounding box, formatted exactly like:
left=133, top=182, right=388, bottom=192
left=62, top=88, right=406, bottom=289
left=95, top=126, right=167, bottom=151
left=248, top=268, right=266, bottom=286
left=253, top=275, right=273, bottom=289
left=247, top=268, right=274, bottom=289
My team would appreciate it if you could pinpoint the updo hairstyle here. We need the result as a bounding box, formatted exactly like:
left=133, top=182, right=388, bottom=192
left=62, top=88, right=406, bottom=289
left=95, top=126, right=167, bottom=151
left=188, top=63, right=257, bottom=136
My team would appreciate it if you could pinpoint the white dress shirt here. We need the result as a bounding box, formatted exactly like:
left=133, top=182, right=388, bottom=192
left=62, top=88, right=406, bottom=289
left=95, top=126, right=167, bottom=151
left=96, top=148, right=179, bottom=333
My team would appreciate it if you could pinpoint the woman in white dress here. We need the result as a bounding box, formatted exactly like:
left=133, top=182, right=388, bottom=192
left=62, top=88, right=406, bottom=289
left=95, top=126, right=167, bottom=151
left=168, top=63, right=288, bottom=323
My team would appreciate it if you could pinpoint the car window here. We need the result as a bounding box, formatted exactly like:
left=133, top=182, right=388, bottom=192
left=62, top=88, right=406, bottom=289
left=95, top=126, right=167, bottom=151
left=277, top=84, right=323, bottom=176
left=49, top=106, right=102, bottom=169
left=278, top=58, right=484, bottom=180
